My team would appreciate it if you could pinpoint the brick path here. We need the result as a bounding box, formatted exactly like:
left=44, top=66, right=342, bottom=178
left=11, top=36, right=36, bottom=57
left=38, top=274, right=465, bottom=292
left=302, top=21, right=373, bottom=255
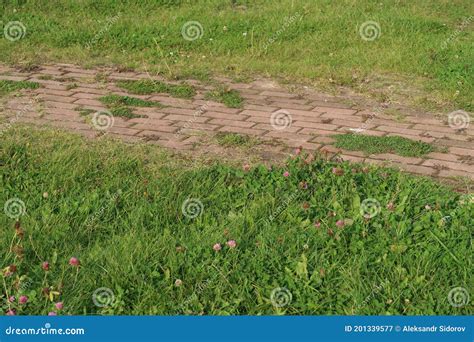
left=1, top=63, right=473, bottom=180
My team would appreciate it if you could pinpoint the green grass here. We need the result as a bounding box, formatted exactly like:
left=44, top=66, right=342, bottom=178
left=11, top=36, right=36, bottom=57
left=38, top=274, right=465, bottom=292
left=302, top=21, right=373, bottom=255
left=98, top=94, right=164, bottom=120
left=215, top=132, right=259, bottom=147
left=76, top=107, right=95, bottom=117
left=0, top=1, right=472, bottom=111
left=76, top=105, right=140, bottom=119
left=333, top=134, right=436, bottom=157
left=100, top=94, right=165, bottom=108
left=205, top=88, right=244, bottom=108
left=0, top=80, right=40, bottom=95
left=38, top=75, right=53, bottom=81
left=1, top=126, right=472, bottom=315
left=116, top=80, right=196, bottom=99
left=109, top=106, right=143, bottom=119
left=65, top=83, right=78, bottom=90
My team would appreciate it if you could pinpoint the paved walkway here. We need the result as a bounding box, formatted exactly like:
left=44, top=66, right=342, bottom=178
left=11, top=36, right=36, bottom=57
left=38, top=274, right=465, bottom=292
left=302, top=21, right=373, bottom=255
left=1, top=63, right=473, bottom=180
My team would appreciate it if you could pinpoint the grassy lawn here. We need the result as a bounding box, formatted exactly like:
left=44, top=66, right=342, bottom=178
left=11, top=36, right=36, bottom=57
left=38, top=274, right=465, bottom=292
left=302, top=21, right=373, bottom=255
left=99, top=94, right=165, bottom=108
left=205, top=88, right=244, bottom=108
left=0, top=80, right=40, bottom=96
left=97, top=94, right=165, bottom=119
left=116, top=80, right=196, bottom=99
left=215, top=132, right=260, bottom=148
left=1, top=127, right=472, bottom=315
left=0, top=0, right=472, bottom=319
left=333, top=134, right=437, bottom=157
left=0, top=0, right=472, bottom=112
